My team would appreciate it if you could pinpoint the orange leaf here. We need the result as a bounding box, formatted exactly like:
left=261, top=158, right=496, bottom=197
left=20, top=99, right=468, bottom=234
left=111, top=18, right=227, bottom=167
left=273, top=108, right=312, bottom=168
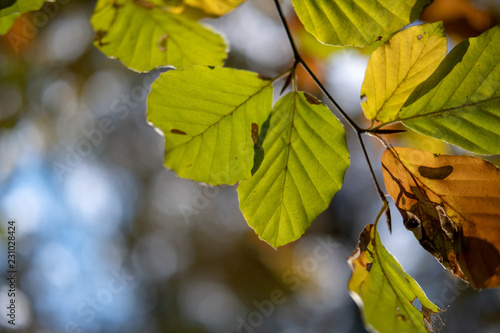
left=382, top=147, right=500, bottom=288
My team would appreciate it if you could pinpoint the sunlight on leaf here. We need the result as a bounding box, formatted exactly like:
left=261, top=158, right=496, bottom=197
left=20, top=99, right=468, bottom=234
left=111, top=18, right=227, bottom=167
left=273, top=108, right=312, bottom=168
left=348, top=224, right=441, bottom=333
left=382, top=147, right=500, bottom=288
left=361, top=22, right=447, bottom=123
left=184, top=0, right=245, bottom=16
left=396, top=26, right=500, bottom=155
left=291, top=0, right=431, bottom=47
left=238, top=92, right=349, bottom=248
left=148, top=65, right=273, bottom=186
left=91, top=0, right=227, bottom=72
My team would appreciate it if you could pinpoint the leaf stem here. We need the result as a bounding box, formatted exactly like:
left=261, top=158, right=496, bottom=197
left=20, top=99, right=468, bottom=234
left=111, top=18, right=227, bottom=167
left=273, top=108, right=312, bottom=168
left=273, top=0, right=391, bottom=230
left=366, top=121, right=399, bottom=132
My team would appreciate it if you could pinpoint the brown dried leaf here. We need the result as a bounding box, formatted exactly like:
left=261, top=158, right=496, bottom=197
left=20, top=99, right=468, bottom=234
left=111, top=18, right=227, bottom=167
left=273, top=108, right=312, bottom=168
left=382, top=147, right=500, bottom=288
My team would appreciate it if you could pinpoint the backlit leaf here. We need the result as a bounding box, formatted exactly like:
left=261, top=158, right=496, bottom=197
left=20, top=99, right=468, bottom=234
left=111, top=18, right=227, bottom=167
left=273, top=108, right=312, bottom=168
left=91, top=0, right=227, bottom=72
left=291, top=0, right=431, bottom=47
left=361, top=22, right=447, bottom=123
left=184, top=0, right=245, bottom=16
left=382, top=147, right=500, bottom=288
left=237, top=92, right=349, bottom=247
left=348, top=224, right=441, bottom=333
left=147, top=65, right=273, bottom=185
left=396, top=26, right=500, bottom=155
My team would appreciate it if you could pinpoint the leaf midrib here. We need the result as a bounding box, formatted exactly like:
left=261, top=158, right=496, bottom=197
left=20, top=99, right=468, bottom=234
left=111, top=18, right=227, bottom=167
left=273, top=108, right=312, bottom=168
left=166, top=79, right=273, bottom=153
left=372, top=231, right=427, bottom=331
left=273, top=92, right=298, bottom=246
left=376, top=95, right=500, bottom=128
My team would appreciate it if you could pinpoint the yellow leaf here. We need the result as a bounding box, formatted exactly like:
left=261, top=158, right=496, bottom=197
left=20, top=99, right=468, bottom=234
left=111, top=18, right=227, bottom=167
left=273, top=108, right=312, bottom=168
left=382, top=147, right=500, bottom=288
left=184, top=0, right=245, bottom=16
left=361, top=22, right=447, bottom=123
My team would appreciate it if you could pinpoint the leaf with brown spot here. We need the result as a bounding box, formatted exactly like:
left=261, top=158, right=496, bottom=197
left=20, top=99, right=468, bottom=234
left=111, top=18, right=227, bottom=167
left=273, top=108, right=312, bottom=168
left=418, top=165, right=453, bottom=180
left=91, top=0, right=226, bottom=72
left=382, top=147, right=500, bottom=288
left=251, top=123, right=258, bottom=147
left=148, top=66, right=273, bottom=186
left=348, top=224, right=441, bottom=333
left=238, top=91, right=349, bottom=247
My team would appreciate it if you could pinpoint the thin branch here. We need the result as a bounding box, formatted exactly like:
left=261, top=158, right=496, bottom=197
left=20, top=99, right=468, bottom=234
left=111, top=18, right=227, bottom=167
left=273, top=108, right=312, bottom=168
left=364, top=128, right=407, bottom=135
left=273, top=0, right=391, bottom=230
left=273, top=0, right=300, bottom=61
left=299, top=61, right=362, bottom=133
left=273, top=0, right=361, bottom=133
left=356, top=132, right=392, bottom=232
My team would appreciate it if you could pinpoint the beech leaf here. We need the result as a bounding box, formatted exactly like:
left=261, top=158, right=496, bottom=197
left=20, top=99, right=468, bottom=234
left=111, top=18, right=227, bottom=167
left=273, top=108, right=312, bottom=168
left=396, top=26, right=500, bottom=155
left=348, top=224, right=441, bottom=333
left=382, top=147, right=500, bottom=288
left=291, top=0, right=431, bottom=47
left=148, top=65, right=273, bottom=186
left=91, top=0, right=227, bottom=72
left=361, top=22, right=447, bottom=123
left=237, top=92, right=349, bottom=247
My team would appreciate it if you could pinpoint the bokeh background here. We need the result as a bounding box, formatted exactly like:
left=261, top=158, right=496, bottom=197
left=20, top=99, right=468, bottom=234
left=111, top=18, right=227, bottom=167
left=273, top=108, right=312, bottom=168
left=0, top=0, right=500, bottom=332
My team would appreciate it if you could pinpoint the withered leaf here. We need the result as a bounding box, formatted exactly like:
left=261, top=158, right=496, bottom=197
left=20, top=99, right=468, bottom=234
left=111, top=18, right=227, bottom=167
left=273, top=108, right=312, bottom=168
left=382, top=147, right=500, bottom=288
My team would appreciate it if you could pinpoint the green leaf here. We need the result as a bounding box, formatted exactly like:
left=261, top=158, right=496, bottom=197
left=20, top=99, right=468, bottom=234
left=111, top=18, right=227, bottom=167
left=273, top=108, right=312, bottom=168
left=0, top=12, right=18, bottom=35
left=147, top=65, right=274, bottom=185
left=361, top=22, right=447, bottom=123
left=0, top=0, right=44, bottom=17
left=397, top=26, right=500, bottom=155
left=91, top=0, right=227, bottom=72
left=291, top=0, right=431, bottom=47
left=237, top=92, right=349, bottom=248
left=348, top=224, right=441, bottom=333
